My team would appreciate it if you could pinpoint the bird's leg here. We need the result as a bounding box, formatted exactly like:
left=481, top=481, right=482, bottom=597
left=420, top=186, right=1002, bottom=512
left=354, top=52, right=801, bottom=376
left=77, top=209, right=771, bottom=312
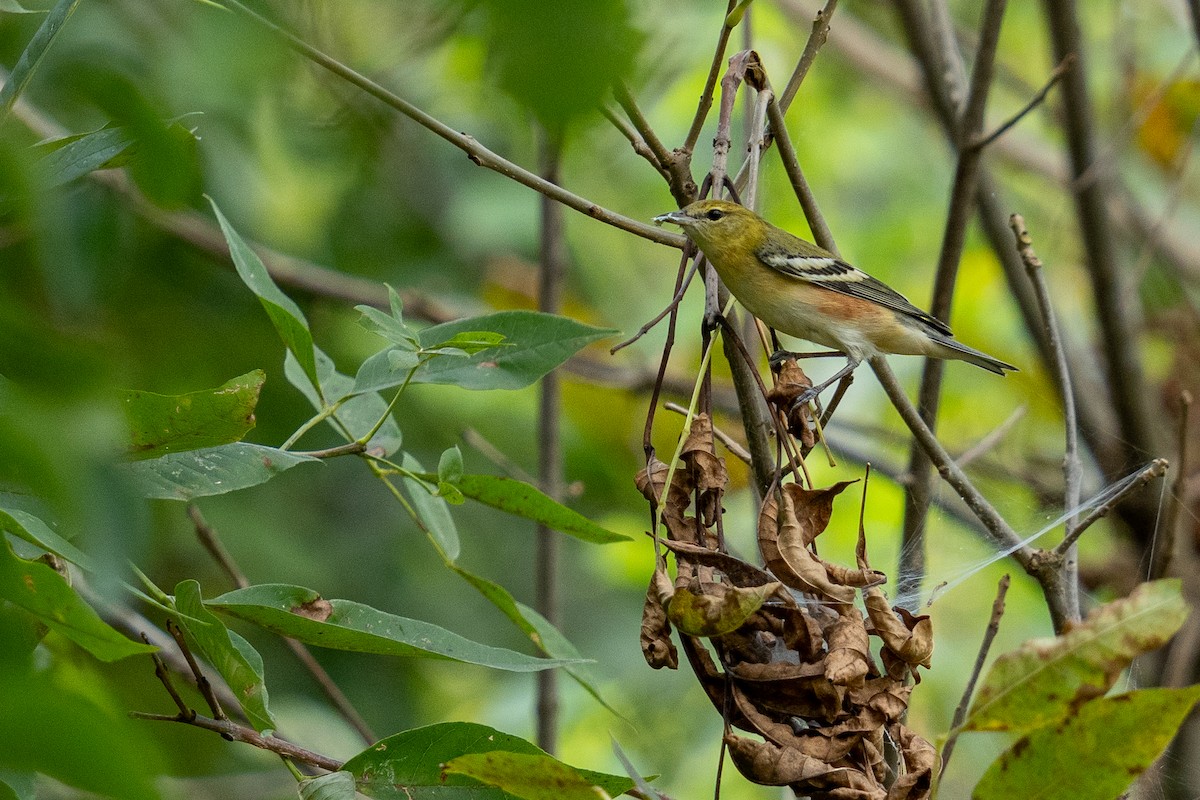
left=790, top=358, right=861, bottom=412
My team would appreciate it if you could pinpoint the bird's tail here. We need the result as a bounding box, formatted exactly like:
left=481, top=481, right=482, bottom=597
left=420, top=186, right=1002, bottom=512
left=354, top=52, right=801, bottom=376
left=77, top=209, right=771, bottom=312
left=930, top=334, right=1017, bottom=375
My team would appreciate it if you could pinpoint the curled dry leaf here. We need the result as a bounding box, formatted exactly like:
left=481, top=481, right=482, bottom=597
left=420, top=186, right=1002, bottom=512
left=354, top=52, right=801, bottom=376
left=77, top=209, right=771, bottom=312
left=730, top=661, right=845, bottom=721
left=885, top=723, right=938, bottom=800
left=640, top=561, right=677, bottom=669
left=679, top=413, right=728, bottom=527
left=766, top=358, right=818, bottom=446
left=724, top=733, right=887, bottom=798
left=824, top=607, right=872, bottom=687
left=759, top=484, right=859, bottom=604
left=659, top=538, right=778, bottom=588
left=864, top=588, right=933, bottom=669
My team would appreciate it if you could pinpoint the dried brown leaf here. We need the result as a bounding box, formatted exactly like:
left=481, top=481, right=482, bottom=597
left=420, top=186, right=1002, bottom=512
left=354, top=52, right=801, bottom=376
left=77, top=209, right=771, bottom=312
left=731, top=661, right=845, bottom=721
left=725, top=734, right=887, bottom=798
left=864, top=588, right=933, bottom=668
left=825, top=607, right=873, bottom=687
left=759, top=484, right=858, bottom=604
left=680, top=414, right=728, bottom=526
left=640, top=563, right=677, bottom=670
left=767, top=359, right=818, bottom=444
left=659, top=538, right=777, bottom=587
left=885, top=723, right=937, bottom=800
left=848, top=677, right=913, bottom=723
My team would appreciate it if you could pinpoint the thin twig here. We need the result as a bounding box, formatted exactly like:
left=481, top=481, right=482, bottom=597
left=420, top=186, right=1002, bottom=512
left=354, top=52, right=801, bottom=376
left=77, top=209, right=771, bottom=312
left=294, top=442, right=369, bottom=459
left=189, top=505, right=251, bottom=589
left=1054, top=459, right=1170, bottom=556
left=534, top=132, right=566, bottom=754
left=188, top=506, right=378, bottom=744
left=611, top=258, right=702, bottom=354
left=871, top=358, right=1031, bottom=556
left=168, top=620, right=227, bottom=720
left=778, top=0, right=840, bottom=112
left=1010, top=213, right=1081, bottom=621
left=143, top=633, right=195, bottom=720
left=1153, top=392, right=1192, bottom=580
left=940, top=574, right=1010, bottom=777
left=972, top=55, right=1073, bottom=150
left=601, top=103, right=667, bottom=176
left=682, top=1, right=739, bottom=155
left=613, top=82, right=693, bottom=204
left=765, top=95, right=837, bottom=255
left=130, top=711, right=343, bottom=772
left=215, top=0, right=684, bottom=249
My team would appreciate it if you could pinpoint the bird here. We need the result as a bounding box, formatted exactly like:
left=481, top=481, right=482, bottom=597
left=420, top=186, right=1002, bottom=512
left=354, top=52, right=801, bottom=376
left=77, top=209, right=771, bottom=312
left=653, top=199, right=1016, bottom=403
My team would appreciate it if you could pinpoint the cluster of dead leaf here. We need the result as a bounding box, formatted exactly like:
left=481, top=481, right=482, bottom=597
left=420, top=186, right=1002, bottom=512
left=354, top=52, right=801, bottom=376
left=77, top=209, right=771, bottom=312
left=636, top=412, right=938, bottom=799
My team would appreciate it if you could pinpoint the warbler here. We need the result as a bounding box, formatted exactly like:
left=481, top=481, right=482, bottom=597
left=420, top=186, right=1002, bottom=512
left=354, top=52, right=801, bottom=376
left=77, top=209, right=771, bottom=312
left=654, top=199, right=1016, bottom=398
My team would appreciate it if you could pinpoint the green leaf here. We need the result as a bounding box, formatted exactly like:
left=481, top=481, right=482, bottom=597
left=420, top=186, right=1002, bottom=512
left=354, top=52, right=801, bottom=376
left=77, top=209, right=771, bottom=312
left=965, top=579, right=1188, bottom=733
left=285, top=348, right=401, bottom=456
left=0, top=1, right=39, bottom=13
left=299, top=771, right=357, bottom=800
left=208, top=584, right=583, bottom=673
left=667, top=582, right=779, bottom=637
left=208, top=197, right=320, bottom=393
left=36, top=125, right=135, bottom=188
left=443, top=473, right=629, bottom=544
left=443, top=751, right=633, bottom=800
left=120, top=442, right=319, bottom=500
left=355, top=286, right=418, bottom=348
left=343, top=722, right=627, bottom=799
left=0, top=505, right=95, bottom=572
left=0, top=0, right=82, bottom=118
left=438, top=446, right=463, bottom=484
left=399, top=453, right=459, bottom=560
left=354, top=311, right=613, bottom=393
left=973, top=686, right=1200, bottom=800
left=0, top=539, right=155, bottom=662
left=423, top=330, right=509, bottom=357
left=173, top=580, right=275, bottom=732
left=436, top=443, right=463, bottom=501
left=122, top=370, right=265, bottom=460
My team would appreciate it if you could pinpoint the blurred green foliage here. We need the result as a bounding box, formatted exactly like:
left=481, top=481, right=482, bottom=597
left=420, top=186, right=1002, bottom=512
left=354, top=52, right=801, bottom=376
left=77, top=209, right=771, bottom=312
left=0, top=0, right=1194, bottom=798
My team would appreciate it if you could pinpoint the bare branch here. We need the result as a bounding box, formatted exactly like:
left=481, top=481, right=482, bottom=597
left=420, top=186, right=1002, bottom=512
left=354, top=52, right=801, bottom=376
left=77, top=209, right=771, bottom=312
left=1010, top=213, right=1081, bottom=621
left=130, top=711, right=343, bottom=772
left=1153, top=392, right=1192, bottom=580
left=682, top=2, right=740, bottom=155
left=1053, top=459, right=1170, bottom=557
left=778, top=0, right=840, bottom=112
left=972, top=55, right=1073, bottom=150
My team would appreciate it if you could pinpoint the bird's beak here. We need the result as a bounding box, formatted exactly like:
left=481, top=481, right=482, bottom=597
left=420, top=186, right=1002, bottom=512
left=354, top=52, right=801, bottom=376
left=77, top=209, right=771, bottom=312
left=653, top=210, right=688, bottom=226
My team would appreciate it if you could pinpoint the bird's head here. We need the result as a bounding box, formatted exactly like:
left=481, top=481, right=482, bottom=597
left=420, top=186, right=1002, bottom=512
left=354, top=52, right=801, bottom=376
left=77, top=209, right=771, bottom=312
left=653, top=199, right=763, bottom=254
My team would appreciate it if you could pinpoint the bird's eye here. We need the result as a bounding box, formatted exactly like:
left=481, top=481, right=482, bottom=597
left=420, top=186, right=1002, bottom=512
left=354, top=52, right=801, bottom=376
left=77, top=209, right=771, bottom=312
left=705, top=209, right=724, bottom=221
